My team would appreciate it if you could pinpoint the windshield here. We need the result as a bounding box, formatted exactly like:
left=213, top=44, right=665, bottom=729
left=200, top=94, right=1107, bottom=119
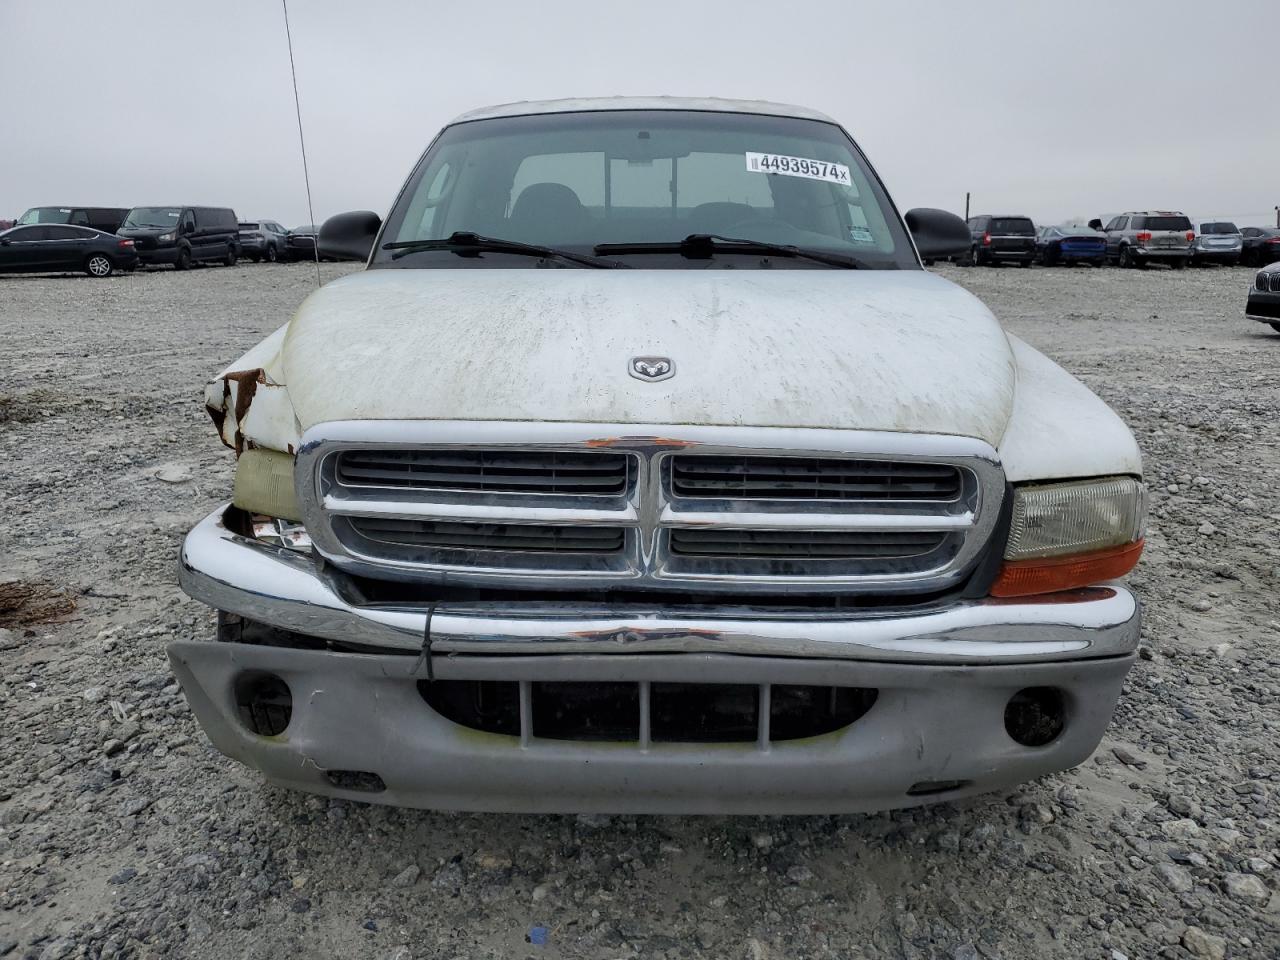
left=1199, top=222, right=1239, bottom=235
left=17, top=207, right=74, bottom=225
left=374, top=110, right=915, bottom=269
left=123, top=207, right=182, bottom=228
left=989, top=218, right=1035, bottom=235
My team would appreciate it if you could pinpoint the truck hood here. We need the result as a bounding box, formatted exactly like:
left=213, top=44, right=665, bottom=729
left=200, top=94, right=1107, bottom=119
left=281, top=268, right=1016, bottom=445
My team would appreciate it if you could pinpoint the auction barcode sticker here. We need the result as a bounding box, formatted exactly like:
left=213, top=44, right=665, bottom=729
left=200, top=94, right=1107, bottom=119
left=746, top=152, right=851, bottom=184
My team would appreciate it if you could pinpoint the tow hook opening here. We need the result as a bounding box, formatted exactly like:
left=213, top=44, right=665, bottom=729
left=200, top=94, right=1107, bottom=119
left=1004, top=686, right=1067, bottom=747
left=907, top=779, right=972, bottom=797
left=324, top=770, right=386, bottom=793
left=233, top=672, right=293, bottom=737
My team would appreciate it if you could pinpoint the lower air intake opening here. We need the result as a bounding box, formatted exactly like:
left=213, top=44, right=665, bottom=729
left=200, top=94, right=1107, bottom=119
left=651, top=683, right=758, bottom=743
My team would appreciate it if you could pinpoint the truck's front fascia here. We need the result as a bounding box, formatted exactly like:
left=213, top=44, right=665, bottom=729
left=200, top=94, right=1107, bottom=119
left=171, top=411, right=1144, bottom=813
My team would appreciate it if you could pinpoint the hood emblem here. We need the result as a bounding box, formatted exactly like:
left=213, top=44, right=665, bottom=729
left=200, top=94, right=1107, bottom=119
left=629, top=356, right=675, bottom=382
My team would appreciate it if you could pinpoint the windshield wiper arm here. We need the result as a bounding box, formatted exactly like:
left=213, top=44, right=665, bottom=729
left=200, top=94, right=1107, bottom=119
left=384, top=231, right=628, bottom=268
left=594, top=234, right=865, bottom=269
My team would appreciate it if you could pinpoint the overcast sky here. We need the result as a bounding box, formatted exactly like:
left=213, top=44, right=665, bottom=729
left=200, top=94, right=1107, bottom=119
left=3, top=0, right=1277, bottom=228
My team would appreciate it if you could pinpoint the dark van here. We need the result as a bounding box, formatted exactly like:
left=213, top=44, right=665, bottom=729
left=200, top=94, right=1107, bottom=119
left=17, top=206, right=129, bottom=233
left=966, top=215, right=1037, bottom=267
left=118, top=206, right=240, bottom=269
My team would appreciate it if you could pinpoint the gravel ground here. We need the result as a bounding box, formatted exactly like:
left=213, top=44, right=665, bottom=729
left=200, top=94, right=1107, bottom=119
left=1, top=259, right=1277, bottom=960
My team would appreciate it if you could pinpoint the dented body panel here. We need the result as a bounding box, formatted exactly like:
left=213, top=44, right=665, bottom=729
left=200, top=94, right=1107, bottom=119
left=204, top=324, right=300, bottom=455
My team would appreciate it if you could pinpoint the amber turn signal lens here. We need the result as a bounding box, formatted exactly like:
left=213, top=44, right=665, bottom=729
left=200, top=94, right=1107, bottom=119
left=990, top=540, right=1144, bottom=598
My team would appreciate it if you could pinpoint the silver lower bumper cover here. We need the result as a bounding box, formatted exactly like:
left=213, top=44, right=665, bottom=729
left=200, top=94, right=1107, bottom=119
left=171, top=504, right=1141, bottom=813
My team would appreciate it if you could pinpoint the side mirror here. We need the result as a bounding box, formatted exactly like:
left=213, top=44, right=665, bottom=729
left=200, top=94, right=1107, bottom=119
left=1087, top=219, right=1103, bottom=231
left=904, top=208, right=971, bottom=261
left=319, top=211, right=382, bottom=262
left=0, top=238, right=9, bottom=246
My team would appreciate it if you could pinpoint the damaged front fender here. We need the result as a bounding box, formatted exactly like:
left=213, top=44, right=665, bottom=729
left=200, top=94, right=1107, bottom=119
left=205, top=324, right=302, bottom=456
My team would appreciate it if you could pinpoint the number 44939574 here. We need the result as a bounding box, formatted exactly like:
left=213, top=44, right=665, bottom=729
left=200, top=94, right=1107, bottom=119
left=745, top=152, right=851, bottom=185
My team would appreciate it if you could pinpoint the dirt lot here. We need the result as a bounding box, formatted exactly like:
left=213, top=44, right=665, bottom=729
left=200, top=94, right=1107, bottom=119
left=1, top=260, right=1277, bottom=959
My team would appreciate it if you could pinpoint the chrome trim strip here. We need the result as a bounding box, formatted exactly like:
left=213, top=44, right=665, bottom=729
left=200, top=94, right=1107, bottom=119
left=180, top=505, right=1139, bottom=665
left=655, top=505, right=975, bottom=532
left=322, top=495, right=639, bottom=525
left=295, top=420, right=1006, bottom=594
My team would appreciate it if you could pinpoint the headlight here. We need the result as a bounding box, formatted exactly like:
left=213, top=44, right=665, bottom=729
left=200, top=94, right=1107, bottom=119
left=992, top=477, right=1145, bottom=598
left=233, top=448, right=301, bottom=521
left=158, top=232, right=175, bottom=242
left=1005, top=477, right=1146, bottom=560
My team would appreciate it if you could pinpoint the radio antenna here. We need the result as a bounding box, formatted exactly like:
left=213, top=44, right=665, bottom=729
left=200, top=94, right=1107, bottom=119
left=281, top=0, right=321, bottom=288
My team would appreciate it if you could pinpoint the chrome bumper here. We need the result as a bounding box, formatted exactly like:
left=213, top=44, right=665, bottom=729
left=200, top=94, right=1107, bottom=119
left=178, top=504, right=1140, bottom=664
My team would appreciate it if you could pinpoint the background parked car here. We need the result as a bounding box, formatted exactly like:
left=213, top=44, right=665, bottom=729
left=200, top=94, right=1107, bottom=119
left=238, top=221, right=289, bottom=262
left=1092, top=211, right=1193, bottom=269
left=1241, top=226, right=1280, bottom=267
left=965, top=215, right=1036, bottom=267
left=16, top=206, right=129, bottom=233
left=0, top=224, right=137, bottom=277
left=118, top=206, right=239, bottom=269
left=285, top=224, right=319, bottom=262
left=1035, top=224, right=1107, bottom=266
left=1190, top=220, right=1243, bottom=266
left=1246, top=263, right=1280, bottom=333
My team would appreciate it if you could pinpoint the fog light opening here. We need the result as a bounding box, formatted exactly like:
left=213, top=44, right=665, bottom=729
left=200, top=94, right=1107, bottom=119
left=324, top=770, right=386, bottom=793
left=233, top=672, right=292, bottom=737
left=1004, top=686, right=1066, bottom=747
left=907, top=779, right=972, bottom=797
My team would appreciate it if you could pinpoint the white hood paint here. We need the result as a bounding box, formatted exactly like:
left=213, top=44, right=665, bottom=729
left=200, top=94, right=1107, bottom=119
left=281, top=269, right=1017, bottom=445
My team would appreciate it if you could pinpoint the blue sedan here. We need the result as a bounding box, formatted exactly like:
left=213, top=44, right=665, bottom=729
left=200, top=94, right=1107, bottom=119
left=1036, top=225, right=1107, bottom=266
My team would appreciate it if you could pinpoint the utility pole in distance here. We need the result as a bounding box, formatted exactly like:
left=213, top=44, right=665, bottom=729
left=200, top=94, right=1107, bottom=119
left=965, top=192, right=970, bottom=221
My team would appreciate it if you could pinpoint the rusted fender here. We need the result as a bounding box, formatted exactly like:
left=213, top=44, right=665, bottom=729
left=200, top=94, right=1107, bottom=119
left=204, top=324, right=301, bottom=455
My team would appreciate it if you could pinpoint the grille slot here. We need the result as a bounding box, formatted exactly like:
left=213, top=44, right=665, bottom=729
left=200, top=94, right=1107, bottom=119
left=671, top=455, right=962, bottom=501
left=337, top=449, right=630, bottom=495
left=669, top=528, right=948, bottom=560
left=348, top=517, right=626, bottom=554
left=418, top=680, right=878, bottom=745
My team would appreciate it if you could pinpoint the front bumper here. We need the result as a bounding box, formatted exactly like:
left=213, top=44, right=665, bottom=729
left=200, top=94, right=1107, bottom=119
left=1246, top=289, right=1280, bottom=322
left=171, top=504, right=1142, bottom=812
left=136, top=245, right=179, bottom=265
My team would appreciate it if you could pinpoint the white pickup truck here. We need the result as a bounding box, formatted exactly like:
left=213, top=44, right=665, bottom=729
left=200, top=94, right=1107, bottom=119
left=172, top=98, right=1146, bottom=814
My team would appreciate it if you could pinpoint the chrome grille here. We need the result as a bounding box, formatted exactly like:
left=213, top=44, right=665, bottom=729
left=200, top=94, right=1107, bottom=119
left=1270, top=273, right=1280, bottom=293
left=298, top=422, right=1005, bottom=596
left=668, top=528, right=948, bottom=560
left=348, top=517, right=626, bottom=554
left=336, top=448, right=630, bottom=496
left=671, top=454, right=961, bottom=501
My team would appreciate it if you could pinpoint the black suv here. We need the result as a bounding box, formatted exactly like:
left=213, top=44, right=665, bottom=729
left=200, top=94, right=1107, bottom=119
left=118, top=206, right=240, bottom=269
left=966, top=215, right=1036, bottom=267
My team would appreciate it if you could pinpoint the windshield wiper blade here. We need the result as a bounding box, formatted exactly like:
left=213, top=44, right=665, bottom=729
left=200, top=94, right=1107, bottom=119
left=384, top=231, right=628, bottom=268
left=594, top=234, right=865, bottom=269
